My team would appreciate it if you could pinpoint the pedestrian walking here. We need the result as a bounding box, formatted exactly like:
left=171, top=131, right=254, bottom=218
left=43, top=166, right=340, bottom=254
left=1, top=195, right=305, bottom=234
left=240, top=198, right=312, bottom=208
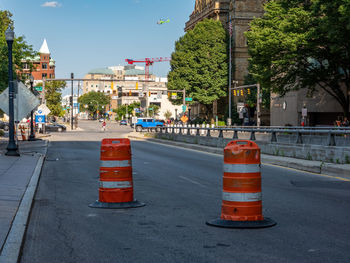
left=102, top=120, right=106, bottom=132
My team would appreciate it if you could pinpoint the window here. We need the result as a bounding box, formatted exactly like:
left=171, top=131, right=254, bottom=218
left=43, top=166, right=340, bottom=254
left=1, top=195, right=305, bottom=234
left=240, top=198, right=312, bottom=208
left=42, top=63, right=47, bottom=69
left=91, top=85, right=94, bottom=87
left=42, top=73, right=47, bottom=78
left=96, top=85, right=99, bottom=87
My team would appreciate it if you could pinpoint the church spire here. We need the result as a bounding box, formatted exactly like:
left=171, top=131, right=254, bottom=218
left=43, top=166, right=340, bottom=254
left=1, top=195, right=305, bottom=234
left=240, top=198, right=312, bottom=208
left=39, top=39, right=50, bottom=54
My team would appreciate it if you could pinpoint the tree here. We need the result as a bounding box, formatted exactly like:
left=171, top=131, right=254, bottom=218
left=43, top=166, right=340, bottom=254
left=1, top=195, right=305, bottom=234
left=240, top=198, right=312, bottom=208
left=245, top=0, right=350, bottom=118
left=164, top=110, right=172, bottom=120
left=36, top=81, right=65, bottom=116
left=78, top=91, right=110, bottom=116
left=0, top=10, right=36, bottom=92
left=113, top=102, right=141, bottom=120
left=168, top=19, right=228, bottom=119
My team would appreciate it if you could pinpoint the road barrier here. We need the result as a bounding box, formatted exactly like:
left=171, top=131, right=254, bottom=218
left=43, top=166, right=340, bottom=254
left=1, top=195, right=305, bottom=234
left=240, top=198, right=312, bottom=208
left=19, top=125, right=27, bottom=141
left=157, top=125, right=350, bottom=147
left=206, top=140, right=276, bottom=228
left=89, top=138, right=145, bottom=209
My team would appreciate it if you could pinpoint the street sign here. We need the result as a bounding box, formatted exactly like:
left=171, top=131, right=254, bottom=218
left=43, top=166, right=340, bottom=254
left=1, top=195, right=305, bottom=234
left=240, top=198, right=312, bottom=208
left=134, top=108, right=140, bottom=113
left=0, top=81, right=40, bottom=122
left=132, top=117, right=138, bottom=124
left=171, top=92, right=177, bottom=99
left=157, top=91, right=162, bottom=99
left=34, top=86, right=42, bottom=91
left=148, top=107, right=153, bottom=111
left=36, top=104, right=51, bottom=115
left=302, top=107, right=307, bottom=117
left=182, top=105, right=187, bottom=112
left=35, top=115, right=46, bottom=124
left=185, top=97, right=193, bottom=102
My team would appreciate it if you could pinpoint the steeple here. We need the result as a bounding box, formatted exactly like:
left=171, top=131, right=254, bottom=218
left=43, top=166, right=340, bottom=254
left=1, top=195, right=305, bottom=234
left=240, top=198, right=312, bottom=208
left=39, top=39, right=50, bottom=54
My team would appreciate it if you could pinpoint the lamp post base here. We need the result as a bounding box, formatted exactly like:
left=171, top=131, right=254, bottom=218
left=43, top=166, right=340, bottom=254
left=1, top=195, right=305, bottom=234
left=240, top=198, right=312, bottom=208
left=28, top=134, right=36, bottom=141
left=5, top=147, right=20, bottom=156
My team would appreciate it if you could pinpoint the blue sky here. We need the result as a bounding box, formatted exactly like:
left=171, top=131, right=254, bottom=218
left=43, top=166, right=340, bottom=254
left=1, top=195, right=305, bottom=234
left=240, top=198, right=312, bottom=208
left=0, top=0, right=194, bottom=79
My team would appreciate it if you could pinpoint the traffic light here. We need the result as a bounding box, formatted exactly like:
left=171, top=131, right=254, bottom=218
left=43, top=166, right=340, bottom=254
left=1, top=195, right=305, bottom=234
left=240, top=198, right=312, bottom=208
left=69, top=96, right=73, bottom=105
left=129, top=90, right=132, bottom=96
left=240, top=89, right=244, bottom=96
left=233, top=90, right=237, bottom=96
left=136, top=82, right=138, bottom=90
left=168, top=92, right=170, bottom=98
left=247, top=88, right=251, bottom=95
left=149, top=91, right=151, bottom=97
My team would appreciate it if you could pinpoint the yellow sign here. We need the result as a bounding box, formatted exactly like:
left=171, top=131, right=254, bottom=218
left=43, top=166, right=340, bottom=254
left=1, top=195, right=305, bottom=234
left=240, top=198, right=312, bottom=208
left=181, top=115, right=188, bottom=123
left=171, top=92, right=177, bottom=96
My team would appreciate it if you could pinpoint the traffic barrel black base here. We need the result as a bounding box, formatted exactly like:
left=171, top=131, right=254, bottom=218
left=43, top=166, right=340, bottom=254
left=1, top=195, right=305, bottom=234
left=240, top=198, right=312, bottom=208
left=89, top=200, right=145, bottom=209
left=206, top=217, right=276, bottom=228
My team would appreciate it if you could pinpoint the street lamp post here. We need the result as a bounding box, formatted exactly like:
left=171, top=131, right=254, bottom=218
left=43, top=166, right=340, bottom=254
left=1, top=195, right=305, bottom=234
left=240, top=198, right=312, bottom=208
left=70, top=73, right=74, bottom=130
left=5, top=26, right=19, bottom=156
left=28, top=75, right=35, bottom=141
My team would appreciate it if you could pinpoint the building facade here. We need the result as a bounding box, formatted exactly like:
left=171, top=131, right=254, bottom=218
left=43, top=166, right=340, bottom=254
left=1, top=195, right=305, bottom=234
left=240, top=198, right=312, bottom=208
left=82, top=65, right=182, bottom=120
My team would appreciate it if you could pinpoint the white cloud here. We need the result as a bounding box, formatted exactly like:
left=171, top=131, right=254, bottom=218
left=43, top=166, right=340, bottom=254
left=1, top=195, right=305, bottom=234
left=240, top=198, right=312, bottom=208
left=41, top=1, right=61, bottom=8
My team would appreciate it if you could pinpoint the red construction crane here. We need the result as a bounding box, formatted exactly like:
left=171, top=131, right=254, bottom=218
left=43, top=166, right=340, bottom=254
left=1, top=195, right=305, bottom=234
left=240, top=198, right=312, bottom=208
left=125, top=57, right=171, bottom=80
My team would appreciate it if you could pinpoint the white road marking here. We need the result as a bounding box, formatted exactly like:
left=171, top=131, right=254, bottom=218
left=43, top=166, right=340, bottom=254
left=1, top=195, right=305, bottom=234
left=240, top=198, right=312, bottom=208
left=179, top=176, right=206, bottom=188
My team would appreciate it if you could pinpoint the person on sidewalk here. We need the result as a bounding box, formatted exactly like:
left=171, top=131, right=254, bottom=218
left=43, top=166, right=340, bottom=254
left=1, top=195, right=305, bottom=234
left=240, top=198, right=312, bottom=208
left=102, top=120, right=106, bottom=132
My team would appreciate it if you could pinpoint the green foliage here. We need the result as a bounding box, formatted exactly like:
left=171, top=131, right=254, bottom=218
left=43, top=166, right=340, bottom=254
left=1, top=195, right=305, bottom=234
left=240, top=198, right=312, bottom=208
left=245, top=0, right=350, bottom=118
left=113, top=101, right=140, bottom=120
left=149, top=104, right=160, bottom=117
left=39, top=81, right=65, bottom=116
left=168, top=19, right=228, bottom=118
left=164, top=110, right=172, bottom=120
left=78, top=91, right=110, bottom=115
left=0, top=10, right=36, bottom=92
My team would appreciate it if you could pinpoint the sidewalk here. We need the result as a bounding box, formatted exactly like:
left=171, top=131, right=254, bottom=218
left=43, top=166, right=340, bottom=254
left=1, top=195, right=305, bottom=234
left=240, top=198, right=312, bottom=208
left=0, top=139, right=47, bottom=263
left=128, top=132, right=350, bottom=181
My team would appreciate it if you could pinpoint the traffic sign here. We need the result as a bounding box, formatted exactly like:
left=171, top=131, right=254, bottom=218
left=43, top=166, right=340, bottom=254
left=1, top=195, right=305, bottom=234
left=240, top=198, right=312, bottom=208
left=36, top=104, right=51, bottom=115
left=0, top=81, right=40, bottom=122
left=34, top=86, right=42, bottom=91
left=185, top=97, right=193, bottom=102
left=182, top=105, right=187, bottom=112
left=181, top=115, right=188, bottom=123
left=148, top=108, right=153, bottom=111
left=35, top=115, right=46, bottom=124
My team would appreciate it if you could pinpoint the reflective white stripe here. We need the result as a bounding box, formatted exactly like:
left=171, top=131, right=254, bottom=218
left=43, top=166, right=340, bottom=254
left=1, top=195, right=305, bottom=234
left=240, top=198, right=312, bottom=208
left=222, top=192, right=262, bottom=202
left=223, top=163, right=260, bottom=173
left=100, top=181, right=132, bottom=188
left=100, top=160, right=131, bottom=168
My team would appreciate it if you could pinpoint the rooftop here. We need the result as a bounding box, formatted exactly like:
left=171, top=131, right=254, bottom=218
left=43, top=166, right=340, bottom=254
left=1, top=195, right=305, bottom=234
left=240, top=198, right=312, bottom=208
left=88, top=68, right=115, bottom=75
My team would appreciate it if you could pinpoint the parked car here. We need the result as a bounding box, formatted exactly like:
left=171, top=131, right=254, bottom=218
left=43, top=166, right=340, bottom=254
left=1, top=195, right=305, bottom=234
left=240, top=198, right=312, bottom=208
left=119, top=120, right=127, bottom=125
left=0, top=121, right=9, bottom=131
left=132, top=118, right=164, bottom=132
left=45, top=122, right=66, bottom=132
left=99, top=118, right=104, bottom=122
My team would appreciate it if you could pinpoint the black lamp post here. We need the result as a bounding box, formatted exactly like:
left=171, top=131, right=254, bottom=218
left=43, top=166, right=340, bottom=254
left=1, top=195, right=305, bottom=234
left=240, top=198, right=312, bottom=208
left=5, top=26, right=19, bottom=156
left=28, top=75, right=35, bottom=141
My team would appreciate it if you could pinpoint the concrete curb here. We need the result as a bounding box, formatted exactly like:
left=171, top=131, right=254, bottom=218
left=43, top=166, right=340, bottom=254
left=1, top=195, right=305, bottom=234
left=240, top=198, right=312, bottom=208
left=128, top=134, right=350, bottom=180
left=0, top=146, right=47, bottom=263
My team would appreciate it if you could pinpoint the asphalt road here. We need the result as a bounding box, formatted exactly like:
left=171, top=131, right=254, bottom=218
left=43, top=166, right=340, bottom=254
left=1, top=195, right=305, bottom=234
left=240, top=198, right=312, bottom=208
left=20, top=120, right=350, bottom=263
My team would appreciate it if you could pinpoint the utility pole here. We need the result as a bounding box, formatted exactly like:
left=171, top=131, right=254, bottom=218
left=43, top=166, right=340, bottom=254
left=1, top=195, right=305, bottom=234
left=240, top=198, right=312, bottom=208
left=228, top=13, right=232, bottom=126
left=70, top=73, right=74, bottom=130
left=257, top=83, right=261, bottom=127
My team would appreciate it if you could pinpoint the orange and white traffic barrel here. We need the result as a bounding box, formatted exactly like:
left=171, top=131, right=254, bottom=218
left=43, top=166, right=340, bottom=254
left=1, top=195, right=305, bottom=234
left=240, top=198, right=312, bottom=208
left=89, top=138, right=145, bottom=209
left=206, top=140, right=276, bottom=228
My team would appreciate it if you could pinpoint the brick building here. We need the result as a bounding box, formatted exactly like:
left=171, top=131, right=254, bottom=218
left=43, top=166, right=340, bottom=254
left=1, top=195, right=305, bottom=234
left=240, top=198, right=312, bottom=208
left=21, top=39, right=55, bottom=82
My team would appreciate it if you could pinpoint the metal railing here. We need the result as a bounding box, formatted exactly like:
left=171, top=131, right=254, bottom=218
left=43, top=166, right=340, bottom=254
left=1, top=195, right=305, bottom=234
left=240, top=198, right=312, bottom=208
left=150, top=125, right=350, bottom=147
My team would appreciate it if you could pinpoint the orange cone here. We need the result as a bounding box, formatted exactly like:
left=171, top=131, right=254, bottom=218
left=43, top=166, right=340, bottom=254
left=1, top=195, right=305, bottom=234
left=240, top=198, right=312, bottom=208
left=89, top=138, right=145, bottom=209
left=206, top=140, right=276, bottom=228
left=20, top=125, right=27, bottom=141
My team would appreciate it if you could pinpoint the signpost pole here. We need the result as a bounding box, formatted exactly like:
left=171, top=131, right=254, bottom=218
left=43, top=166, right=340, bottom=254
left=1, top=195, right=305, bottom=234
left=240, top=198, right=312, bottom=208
left=28, top=75, right=36, bottom=141
left=70, top=73, right=74, bottom=130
